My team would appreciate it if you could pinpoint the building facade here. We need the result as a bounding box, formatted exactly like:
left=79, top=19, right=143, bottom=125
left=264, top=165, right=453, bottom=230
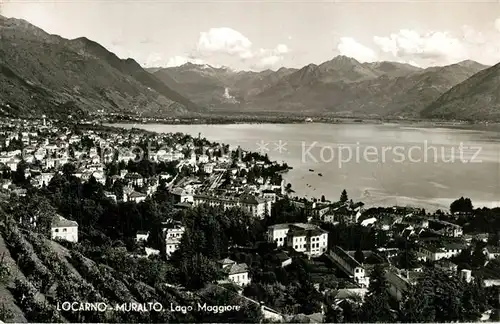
left=51, top=216, right=78, bottom=243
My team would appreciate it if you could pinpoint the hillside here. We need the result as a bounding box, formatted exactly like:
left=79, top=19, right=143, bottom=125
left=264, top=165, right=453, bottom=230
left=0, top=16, right=200, bottom=118
left=421, top=62, right=500, bottom=121
left=0, top=213, right=259, bottom=323
left=152, top=63, right=299, bottom=107
left=153, top=57, right=487, bottom=117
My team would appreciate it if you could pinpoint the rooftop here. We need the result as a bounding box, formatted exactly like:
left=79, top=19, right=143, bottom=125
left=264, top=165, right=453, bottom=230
left=52, top=215, right=78, bottom=228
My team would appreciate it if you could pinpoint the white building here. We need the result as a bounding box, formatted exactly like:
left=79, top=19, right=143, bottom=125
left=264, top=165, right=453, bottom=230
left=483, top=246, right=500, bottom=260
left=218, top=258, right=251, bottom=287
left=203, top=163, right=215, bottom=174
left=193, top=193, right=271, bottom=218
left=135, top=231, right=149, bottom=242
left=51, top=215, right=78, bottom=243
left=267, top=223, right=328, bottom=257
left=145, top=247, right=160, bottom=257
left=126, top=191, right=147, bottom=203
left=267, top=223, right=291, bottom=247
left=418, top=243, right=465, bottom=262
left=262, top=190, right=277, bottom=203
left=286, top=225, right=329, bottom=257
left=164, top=225, right=185, bottom=259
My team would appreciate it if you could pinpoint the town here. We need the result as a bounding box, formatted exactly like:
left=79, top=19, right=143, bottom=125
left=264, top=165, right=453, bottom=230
left=0, top=117, right=500, bottom=323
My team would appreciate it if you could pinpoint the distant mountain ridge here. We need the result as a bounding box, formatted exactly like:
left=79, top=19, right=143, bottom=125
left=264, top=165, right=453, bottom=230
left=421, top=62, right=500, bottom=121
left=0, top=15, right=200, bottom=118
left=1, top=15, right=496, bottom=120
left=153, top=56, right=489, bottom=118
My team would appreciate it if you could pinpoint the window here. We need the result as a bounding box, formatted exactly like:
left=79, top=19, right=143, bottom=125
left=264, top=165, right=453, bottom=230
left=63, top=228, right=67, bottom=232
left=55, top=229, right=59, bottom=232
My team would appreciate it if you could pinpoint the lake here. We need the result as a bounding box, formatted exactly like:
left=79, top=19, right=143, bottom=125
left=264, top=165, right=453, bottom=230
left=112, top=123, right=500, bottom=212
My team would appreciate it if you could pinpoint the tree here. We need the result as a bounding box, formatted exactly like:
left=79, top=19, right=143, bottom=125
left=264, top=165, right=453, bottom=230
left=354, top=249, right=365, bottom=264
left=359, top=292, right=394, bottom=322
left=400, top=282, right=436, bottom=322
left=450, top=197, right=473, bottom=214
left=471, top=242, right=487, bottom=268
left=398, top=249, right=420, bottom=269
left=179, top=253, right=221, bottom=290
left=368, top=264, right=388, bottom=296
left=325, top=304, right=344, bottom=323
left=340, top=190, right=348, bottom=203
left=0, top=303, right=13, bottom=322
left=321, top=195, right=326, bottom=203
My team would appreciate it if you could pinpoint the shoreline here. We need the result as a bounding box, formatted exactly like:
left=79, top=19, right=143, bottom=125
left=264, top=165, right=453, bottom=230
left=105, top=120, right=500, bottom=133
left=107, top=122, right=500, bottom=214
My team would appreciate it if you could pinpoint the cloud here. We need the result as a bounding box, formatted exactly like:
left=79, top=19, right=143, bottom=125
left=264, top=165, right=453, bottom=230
left=337, top=37, right=377, bottom=62
left=275, top=44, right=289, bottom=54
left=161, top=27, right=290, bottom=70
left=196, top=27, right=253, bottom=59
left=258, top=55, right=283, bottom=68
left=372, top=22, right=500, bottom=66
left=255, top=44, right=290, bottom=68
left=373, top=30, right=464, bottom=63
left=165, top=56, right=205, bottom=67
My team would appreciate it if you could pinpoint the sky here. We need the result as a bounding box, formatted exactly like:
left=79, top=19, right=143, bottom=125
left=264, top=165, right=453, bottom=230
left=2, top=0, right=500, bottom=71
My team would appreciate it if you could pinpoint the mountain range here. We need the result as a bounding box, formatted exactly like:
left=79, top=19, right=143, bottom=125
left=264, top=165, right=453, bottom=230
left=1, top=15, right=500, bottom=121
left=0, top=15, right=200, bottom=118
left=152, top=58, right=497, bottom=119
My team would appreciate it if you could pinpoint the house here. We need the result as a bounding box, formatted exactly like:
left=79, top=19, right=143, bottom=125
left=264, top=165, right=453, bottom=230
left=418, top=243, right=465, bottom=262
left=460, top=269, right=473, bottom=283
left=124, top=172, right=144, bottom=187
left=135, top=231, right=149, bottom=242
left=51, top=215, right=78, bottom=243
left=434, top=259, right=458, bottom=274
left=312, top=204, right=331, bottom=218
left=40, top=172, right=55, bottom=186
left=218, top=258, right=251, bottom=286
left=164, top=225, right=185, bottom=240
left=286, top=224, right=329, bottom=257
left=276, top=251, right=292, bottom=267
left=203, top=163, right=215, bottom=174
left=267, top=223, right=329, bottom=256
left=327, top=246, right=369, bottom=287
left=385, top=267, right=421, bottom=301
left=483, top=246, right=500, bottom=260
left=475, top=262, right=500, bottom=287
left=0, top=179, right=12, bottom=190
left=261, top=189, right=277, bottom=203
left=164, top=224, right=185, bottom=259
left=428, top=219, right=463, bottom=237
left=334, top=288, right=369, bottom=302
left=104, top=191, right=117, bottom=202
left=127, top=191, right=147, bottom=203
left=267, top=223, right=292, bottom=247
left=145, top=247, right=160, bottom=257
left=328, top=206, right=357, bottom=224
left=170, top=187, right=194, bottom=203
left=193, top=193, right=271, bottom=218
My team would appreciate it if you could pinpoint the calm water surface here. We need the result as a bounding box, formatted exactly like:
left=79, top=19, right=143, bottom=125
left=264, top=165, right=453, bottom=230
left=113, top=123, right=500, bottom=212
